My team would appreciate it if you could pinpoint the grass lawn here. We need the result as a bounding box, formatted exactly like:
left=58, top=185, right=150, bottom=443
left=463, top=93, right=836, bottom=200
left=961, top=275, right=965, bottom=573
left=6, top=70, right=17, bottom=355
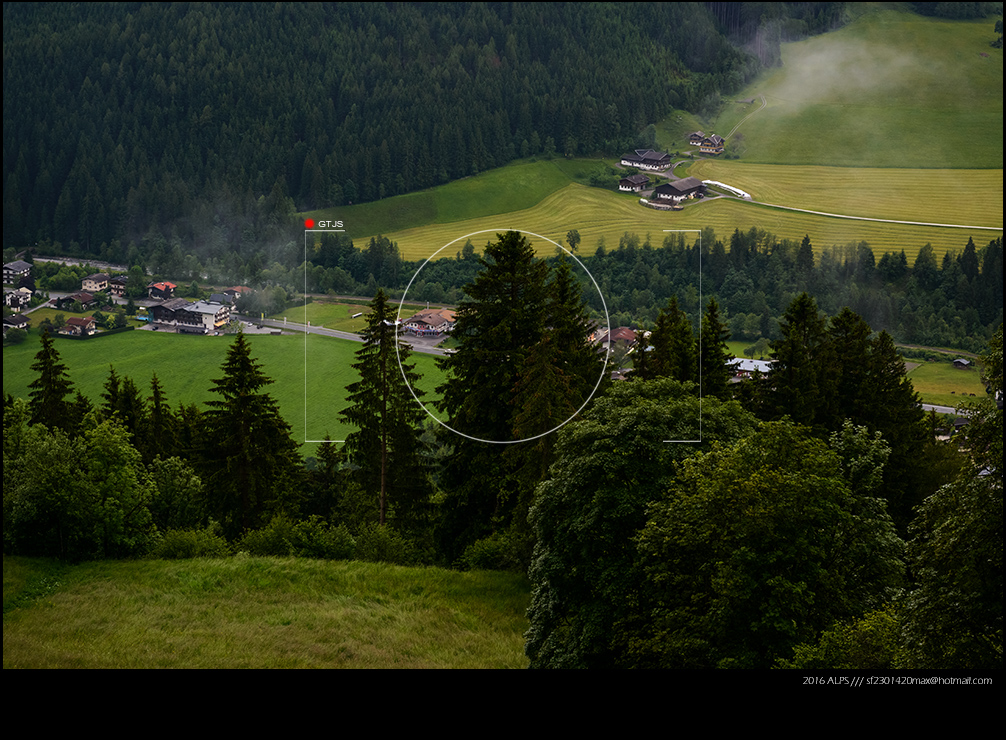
left=2, top=555, right=531, bottom=669
left=907, top=360, right=988, bottom=407
left=713, top=9, right=1003, bottom=168
left=3, top=329, right=447, bottom=453
left=271, top=299, right=447, bottom=334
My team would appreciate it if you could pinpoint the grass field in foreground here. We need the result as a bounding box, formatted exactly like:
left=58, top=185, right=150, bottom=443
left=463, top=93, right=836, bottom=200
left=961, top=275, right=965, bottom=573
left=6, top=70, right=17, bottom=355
left=2, top=556, right=530, bottom=669
left=713, top=9, right=1002, bottom=168
left=687, top=161, right=1003, bottom=228
left=2, top=330, right=447, bottom=450
left=377, top=183, right=1001, bottom=264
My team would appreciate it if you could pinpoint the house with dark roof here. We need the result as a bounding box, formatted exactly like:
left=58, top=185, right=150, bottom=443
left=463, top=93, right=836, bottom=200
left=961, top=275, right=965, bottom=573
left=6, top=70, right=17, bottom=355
left=82, top=273, right=109, bottom=292
left=688, top=131, right=705, bottom=146
left=619, top=149, right=672, bottom=171
left=653, top=177, right=706, bottom=204
left=148, top=298, right=230, bottom=334
left=3, top=314, right=31, bottom=335
left=3, top=260, right=32, bottom=285
left=60, top=316, right=97, bottom=337
left=619, top=174, right=650, bottom=192
left=700, top=134, right=725, bottom=155
left=108, top=276, right=128, bottom=297
left=55, top=291, right=96, bottom=310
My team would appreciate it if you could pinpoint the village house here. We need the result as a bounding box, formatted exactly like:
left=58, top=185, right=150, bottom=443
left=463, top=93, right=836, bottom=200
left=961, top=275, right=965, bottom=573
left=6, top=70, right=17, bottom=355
left=3, top=314, right=31, bottom=336
left=147, top=281, right=177, bottom=300
left=619, top=149, right=672, bottom=171
left=148, top=297, right=231, bottom=334
left=60, top=316, right=97, bottom=337
left=82, top=273, right=109, bottom=292
left=688, top=131, right=705, bottom=146
left=108, top=276, right=128, bottom=297
left=4, top=287, right=33, bottom=312
left=597, top=326, right=637, bottom=351
left=700, top=134, right=725, bottom=155
left=730, top=358, right=772, bottom=378
left=404, top=307, right=456, bottom=336
left=618, top=174, right=650, bottom=192
left=3, top=260, right=32, bottom=285
left=652, top=177, right=706, bottom=204
left=54, top=291, right=97, bottom=311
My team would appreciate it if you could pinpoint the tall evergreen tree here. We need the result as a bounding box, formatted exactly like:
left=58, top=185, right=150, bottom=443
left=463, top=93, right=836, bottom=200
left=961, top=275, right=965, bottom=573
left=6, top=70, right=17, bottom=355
left=700, top=297, right=733, bottom=399
left=28, top=331, right=75, bottom=432
left=766, top=292, right=834, bottom=427
left=202, top=332, right=301, bottom=539
left=339, top=289, right=431, bottom=530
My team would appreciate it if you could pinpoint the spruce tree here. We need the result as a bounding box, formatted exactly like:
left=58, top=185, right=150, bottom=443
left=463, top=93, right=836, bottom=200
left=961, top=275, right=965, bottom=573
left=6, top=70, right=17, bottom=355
left=28, top=330, right=75, bottom=432
left=203, top=332, right=301, bottom=539
left=699, top=297, right=733, bottom=399
left=339, top=289, right=430, bottom=530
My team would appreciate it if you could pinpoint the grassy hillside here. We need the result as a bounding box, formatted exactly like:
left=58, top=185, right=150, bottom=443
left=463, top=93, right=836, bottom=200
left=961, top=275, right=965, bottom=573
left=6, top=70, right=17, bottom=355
left=712, top=8, right=1003, bottom=168
left=376, top=182, right=999, bottom=265
left=3, top=555, right=530, bottom=669
left=305, top=158, right=601, bottom=240
left=686, top=160, right=1003, bottom=227
left=2, top=330, right=447, bottom=448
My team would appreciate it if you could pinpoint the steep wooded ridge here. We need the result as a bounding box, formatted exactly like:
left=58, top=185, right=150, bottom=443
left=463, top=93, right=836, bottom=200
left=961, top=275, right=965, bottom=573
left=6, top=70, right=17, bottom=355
left=4, top=2, right=794, bottom=255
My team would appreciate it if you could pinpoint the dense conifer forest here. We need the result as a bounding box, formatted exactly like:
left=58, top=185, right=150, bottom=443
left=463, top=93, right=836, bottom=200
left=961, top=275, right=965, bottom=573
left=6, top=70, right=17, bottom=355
left=4, top=2, right=774, bottom=255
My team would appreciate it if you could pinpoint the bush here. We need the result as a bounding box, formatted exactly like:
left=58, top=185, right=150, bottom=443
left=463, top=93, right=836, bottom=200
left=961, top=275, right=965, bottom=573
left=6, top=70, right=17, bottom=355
left=459, top=531, right=528, bottom=572
left=147, top=523, right=231, bottom=559
left=238, top=515, right=356, bottom=560
left=354, top=523, right=417, bottom=565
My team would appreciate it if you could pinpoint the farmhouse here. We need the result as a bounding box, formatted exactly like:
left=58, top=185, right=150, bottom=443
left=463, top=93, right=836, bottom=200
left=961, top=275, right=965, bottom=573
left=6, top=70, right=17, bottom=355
left=619, top=174, right=650, bottom=192
left=148, top=281, right=177, bottom=300
left=3, top=314, right=31, bottom=335
left=82, top=273, right=109, bottom=292
left=619, top=149, right=672, bottom=171
left=688, top=131, right=705, bottom=146
left=597, top=326, right=636, bottom=350
left=652, top=177, right=706, bottom=204
left=3, top=260, right=32, bottom=285
left=60, top=316, right=97, bottom=337
left=149, top=298, right=231, bottom=334
left=700, top=134, right=725, bottom=155
left=404, top=308, right=455, bottom=336
left=730, top=358, right=772, bottom=378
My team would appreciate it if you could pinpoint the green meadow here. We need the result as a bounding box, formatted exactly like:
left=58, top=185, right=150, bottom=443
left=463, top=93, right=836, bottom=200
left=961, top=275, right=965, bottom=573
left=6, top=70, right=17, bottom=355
left=906, top=359, right=988, bottom=407
left=2, top=330, right=447, bottom=451
left=3, top=555, right=530, bottom=669
left=374, top=182, right=998, bottom=264
left=711, top=8, right=1002, bottom=168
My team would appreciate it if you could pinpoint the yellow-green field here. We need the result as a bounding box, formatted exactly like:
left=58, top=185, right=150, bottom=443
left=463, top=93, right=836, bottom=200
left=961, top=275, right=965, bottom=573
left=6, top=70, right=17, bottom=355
left=907, top=361, right=988, bottom=408
left=376, top=183, right=1001, bottom=264
left=686, top=160, right=1003, bottom=228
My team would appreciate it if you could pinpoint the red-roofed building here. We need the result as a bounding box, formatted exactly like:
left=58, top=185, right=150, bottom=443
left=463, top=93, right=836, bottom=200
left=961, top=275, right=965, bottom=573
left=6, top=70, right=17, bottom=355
left=148, top=281, right=177, bottom=300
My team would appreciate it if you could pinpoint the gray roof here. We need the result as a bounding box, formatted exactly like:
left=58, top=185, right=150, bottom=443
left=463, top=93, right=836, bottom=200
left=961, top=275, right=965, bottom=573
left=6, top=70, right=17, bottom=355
left=4, top=260, right=32, bottom=273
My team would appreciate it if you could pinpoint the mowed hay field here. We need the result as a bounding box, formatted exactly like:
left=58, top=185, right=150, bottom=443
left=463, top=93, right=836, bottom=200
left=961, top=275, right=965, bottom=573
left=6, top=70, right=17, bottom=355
left=2, top=330, right=447, bottom=449
left=378, top=183, right=1000, bottom=265
left=715, top=9, right=1002, bottom=169
left=3, top=556, right=531, bottom=669
left=686, top=161, right=1003, bottom=228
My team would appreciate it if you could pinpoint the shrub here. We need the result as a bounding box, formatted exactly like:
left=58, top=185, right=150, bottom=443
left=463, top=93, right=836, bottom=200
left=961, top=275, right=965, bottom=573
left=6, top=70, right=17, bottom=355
left=354, top=523, right=417, bottom=566
left=238, top=515, right=356, bottom=560
left=147, top=523, right=231, bottom=559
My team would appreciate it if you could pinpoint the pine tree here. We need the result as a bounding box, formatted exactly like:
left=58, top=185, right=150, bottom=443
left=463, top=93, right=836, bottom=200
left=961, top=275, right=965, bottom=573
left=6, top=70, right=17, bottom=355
left=203, top=332, right=301, bottom=538
left=339, top=289, right=430, bottom=530
left=699, top=297, right=733, bottom=399
left=28, top=330, right=75, bottom=432
left=642, top=296, right=697, bottom=383
left=766, top=292, right=833, bottom=427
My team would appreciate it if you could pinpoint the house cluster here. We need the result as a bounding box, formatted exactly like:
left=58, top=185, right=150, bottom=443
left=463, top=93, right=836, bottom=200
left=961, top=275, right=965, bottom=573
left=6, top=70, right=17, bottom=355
left=688, top=131, right=725, bottom=155
left=4, top=260, right=36, bottom=337
left=81, top=272, right=128, bottom=297
left=619, top=149, right=672, bottom=171
left=403, top=307, right=456, bottom=336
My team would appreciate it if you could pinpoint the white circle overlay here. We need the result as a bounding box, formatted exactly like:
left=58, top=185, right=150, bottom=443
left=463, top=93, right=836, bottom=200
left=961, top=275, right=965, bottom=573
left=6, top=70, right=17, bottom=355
left=396, top=229, right=610, bottom=444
